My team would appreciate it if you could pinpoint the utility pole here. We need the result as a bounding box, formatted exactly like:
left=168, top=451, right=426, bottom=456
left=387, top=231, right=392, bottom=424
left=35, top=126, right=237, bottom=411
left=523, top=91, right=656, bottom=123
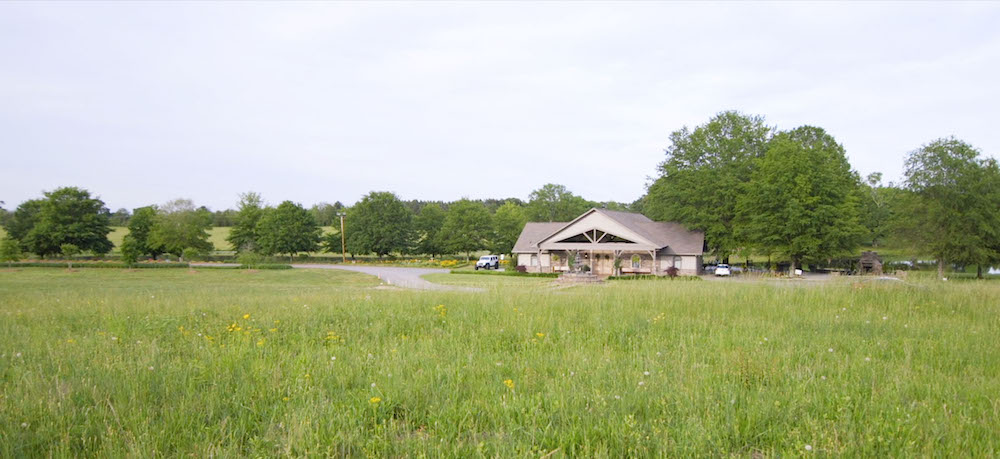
left=337, top=212, right=347, bottom=263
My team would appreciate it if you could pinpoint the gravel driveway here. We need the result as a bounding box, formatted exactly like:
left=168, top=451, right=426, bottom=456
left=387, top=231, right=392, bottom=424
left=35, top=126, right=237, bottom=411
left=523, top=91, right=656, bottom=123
left=291, top=264, right=480, bottom=291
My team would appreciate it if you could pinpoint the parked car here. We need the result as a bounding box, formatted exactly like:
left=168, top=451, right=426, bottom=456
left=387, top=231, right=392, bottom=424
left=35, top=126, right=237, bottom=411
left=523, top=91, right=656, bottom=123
left=714, top=264, right=731, bottom=276
left=475, top=255, right=500, bottom=270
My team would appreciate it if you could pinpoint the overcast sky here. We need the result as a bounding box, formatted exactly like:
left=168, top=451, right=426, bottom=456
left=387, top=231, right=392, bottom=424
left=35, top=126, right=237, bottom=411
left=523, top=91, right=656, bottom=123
left=2, top=2, right=998, bottom=212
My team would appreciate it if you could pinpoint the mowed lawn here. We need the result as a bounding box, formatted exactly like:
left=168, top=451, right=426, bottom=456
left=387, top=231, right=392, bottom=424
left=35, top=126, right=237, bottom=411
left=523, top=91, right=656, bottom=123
left=1, top=270, right=999, bottom=456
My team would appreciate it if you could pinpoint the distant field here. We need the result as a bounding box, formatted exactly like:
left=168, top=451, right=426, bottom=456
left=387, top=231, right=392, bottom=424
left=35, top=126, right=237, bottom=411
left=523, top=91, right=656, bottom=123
left=106, top=227, right=336, bottom=253
left=2, top=268, right=999, bottom=455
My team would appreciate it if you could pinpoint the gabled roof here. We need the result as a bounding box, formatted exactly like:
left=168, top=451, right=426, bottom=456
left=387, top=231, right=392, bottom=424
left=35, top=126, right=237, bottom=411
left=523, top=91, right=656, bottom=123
left=513, top=208, right=705, bottom=255
left=512, top=222, right=566, bottom=253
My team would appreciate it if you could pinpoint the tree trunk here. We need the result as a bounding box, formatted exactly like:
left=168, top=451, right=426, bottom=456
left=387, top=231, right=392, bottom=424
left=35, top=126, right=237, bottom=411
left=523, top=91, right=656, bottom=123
left=790, top=258, right=798, bottom=275
left=937, top=258, right=945, bottom=280
left=977, top=264, right=983, bottom=279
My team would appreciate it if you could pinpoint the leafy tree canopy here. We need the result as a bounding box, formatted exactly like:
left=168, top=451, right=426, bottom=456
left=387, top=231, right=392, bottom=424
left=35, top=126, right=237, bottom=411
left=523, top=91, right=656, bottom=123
left=737, top=126, right=863, bottom=271
left=256, top=200, right=322, bottom=260
left=345, top=191, right=413, bottom=258
left=0, top=236, right=22, bottom=267
left=644, top=111, right=772, bottom=260
left=414, top=202, right=446, bottom=257
left=902, top=137, right=1000, bottom=277
left=491, top=202, right=527, bottom=255
left=525, top=184, right=593, bottom=222
left=440, top=199, right=493, bottom=260
left=148, top=199, right=214, bottom=257
left=2, top=199, right=44, bottom=242
left=25, top=187, right=113, bottom=257
left=227, top=192, right=265, bottom=253
left=128, top=206, right=161, bottom=259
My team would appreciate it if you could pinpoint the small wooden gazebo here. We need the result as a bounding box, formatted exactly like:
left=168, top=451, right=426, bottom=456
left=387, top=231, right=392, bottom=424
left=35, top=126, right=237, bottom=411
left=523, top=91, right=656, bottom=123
left=859, top=251, right=883, bottom=275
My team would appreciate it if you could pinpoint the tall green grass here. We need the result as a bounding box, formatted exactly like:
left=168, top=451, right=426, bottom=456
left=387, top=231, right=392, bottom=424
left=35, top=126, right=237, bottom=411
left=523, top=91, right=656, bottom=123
left=1, top=270, right=998, bottom=456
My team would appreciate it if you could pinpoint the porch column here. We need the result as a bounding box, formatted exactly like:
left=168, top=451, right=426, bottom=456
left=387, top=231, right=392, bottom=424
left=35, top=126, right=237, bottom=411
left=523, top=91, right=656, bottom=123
left=650, top=249, right=658, bottom=275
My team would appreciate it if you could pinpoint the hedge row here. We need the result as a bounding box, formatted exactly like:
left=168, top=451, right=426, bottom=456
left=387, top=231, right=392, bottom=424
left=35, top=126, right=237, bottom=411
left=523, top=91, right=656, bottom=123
left=606, top=274, right=702, bottom=281
left=449, top=270, right=561, bottom=278
left=199, top=264, right=293, bottom=270
left=7, top=262, right=191, bottom=269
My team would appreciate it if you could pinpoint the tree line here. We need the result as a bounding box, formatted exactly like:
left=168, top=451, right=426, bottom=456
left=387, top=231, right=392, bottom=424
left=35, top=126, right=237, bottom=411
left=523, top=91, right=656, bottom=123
left=640, top=111, right=1000, bottom=277
left=0, top=184, right=627, bottom=264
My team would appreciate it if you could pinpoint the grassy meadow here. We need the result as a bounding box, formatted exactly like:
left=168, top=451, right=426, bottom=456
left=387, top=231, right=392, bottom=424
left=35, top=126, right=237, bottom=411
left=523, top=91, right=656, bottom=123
left=1, top=269, right=999, bottom=456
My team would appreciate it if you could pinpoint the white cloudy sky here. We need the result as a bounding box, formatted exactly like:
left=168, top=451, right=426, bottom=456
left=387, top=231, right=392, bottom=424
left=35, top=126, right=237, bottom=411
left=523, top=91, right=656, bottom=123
left=1, top=2, right=998, bottom=211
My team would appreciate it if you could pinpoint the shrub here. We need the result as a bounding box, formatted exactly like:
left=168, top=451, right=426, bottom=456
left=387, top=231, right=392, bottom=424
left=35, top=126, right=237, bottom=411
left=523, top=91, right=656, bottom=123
left=237, top=252, right=263, bottom=269
left=10, top=262, right=190, bottom=269
left=120, top=236, right=141, bottom=268
left=607, top=274, right=701, bottom=281
left=181, top=247, right=207, bottom=262
left=60, top=244, right=80, bottom=268
left=1, top=237, right=23, bottom=268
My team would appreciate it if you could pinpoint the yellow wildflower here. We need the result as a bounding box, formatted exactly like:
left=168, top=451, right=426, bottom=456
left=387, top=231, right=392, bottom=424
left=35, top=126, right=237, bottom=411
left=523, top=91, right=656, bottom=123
left=243, top=313, right=251, bottom=319
left=504, top=379, right=514, bottom=390
left=369, top=397, right=381, bottom=404
left=536, top=332, right=545, bottom=338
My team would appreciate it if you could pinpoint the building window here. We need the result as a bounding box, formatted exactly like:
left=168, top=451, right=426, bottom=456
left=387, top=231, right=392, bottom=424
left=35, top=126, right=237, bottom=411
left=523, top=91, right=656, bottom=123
left=631, top=254, right=641, bottom=269
left=531, top=255, right=538, bottom=266
left=673, top=256, right=682, bottom=268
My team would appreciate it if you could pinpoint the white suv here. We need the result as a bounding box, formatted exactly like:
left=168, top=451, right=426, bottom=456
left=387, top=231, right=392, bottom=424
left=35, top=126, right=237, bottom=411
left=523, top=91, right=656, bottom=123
left=475, top=255, right=500, bottom=270
left=714, top=264, right=731, bottom=276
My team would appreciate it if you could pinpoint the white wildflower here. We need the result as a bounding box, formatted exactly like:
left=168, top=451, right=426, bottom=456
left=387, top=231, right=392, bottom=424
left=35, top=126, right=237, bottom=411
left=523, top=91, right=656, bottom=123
left=805, top=444, right=813, bottom=451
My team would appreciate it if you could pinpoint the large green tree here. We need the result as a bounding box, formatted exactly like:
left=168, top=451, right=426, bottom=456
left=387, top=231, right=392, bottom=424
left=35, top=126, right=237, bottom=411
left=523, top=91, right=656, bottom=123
left=644, top=111, right=772, bottom=261
left=127, top=206, right=161, bottom=259
left=24, top=187, right=113, bottom=257
left=413, top=202, right=446, bottom=257
left=2, top=199, right=43, bottom=242
left=345, top=192, right=413, bottom=258
left=256, top=201, right=322, bottom=261
left=737, top=126, right=863, bottom=272
left=490, top=201, right=527, bottom=255
left=440, top=199, right=493, bottom=260
left=524, top=184, right=593, bottom=222
left=902, top=138, right=1000, bottom=279
left=227, top=192, right=265, bottom=253
left=858, top=173, right=902, bottom=248
left=148, top=199, right=214, bottom=258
